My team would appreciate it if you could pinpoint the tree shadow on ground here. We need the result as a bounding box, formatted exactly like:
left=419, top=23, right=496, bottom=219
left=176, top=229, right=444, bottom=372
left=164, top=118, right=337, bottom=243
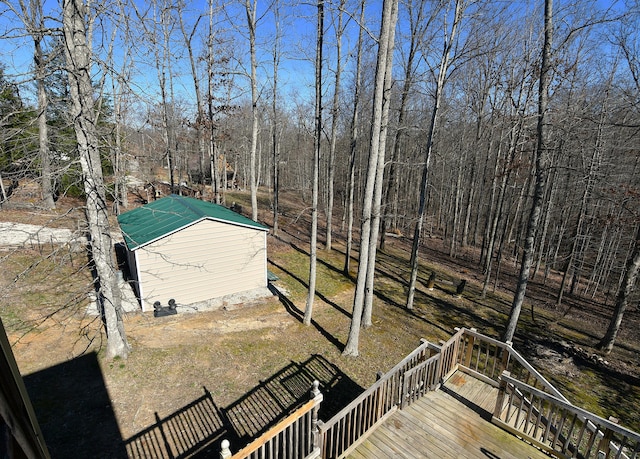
left=267, top=259, right=352, bottom=320
left=266, top=280, right=346, bottom=353
left=23, top=351, right=127, bottom=459
left=124, top=354, right=362, bottom=458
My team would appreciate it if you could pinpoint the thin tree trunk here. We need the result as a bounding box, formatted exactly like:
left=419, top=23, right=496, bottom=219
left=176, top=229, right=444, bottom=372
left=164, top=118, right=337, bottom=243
left=449, top=151, right=463, bottom=258
left=36, top=34, right=55, bottom=210
left=597, top=225, right=640, bottom=354
left=304, top=0, right=323, bottom=325
left=362, top=0, right=398, bottom=327
left=245, top=0, right=259, bottom=221
left=343, top=0, right=365, bottom=275
left=406, top=0, right=463, bottom=310
left=0, top=172, right=6, bottom=204
left=325, top=0, right=344, bottom=252
left=180, top=1, right=206, bottom=198
left=271, top=0, right=281, bottom=236
left=533, top=165, right=558, bottom=279
left=379, top=0, right=428, bottom=252
left=482, top=138, right=507, bottom=298
left=503, top=0, right=553, bottom=343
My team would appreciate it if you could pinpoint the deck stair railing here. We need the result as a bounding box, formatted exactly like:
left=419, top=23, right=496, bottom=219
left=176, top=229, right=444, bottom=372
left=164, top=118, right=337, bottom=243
left=493, top=372, right=640, bottom=459
left=219, top=327, right=640, bottom=459
left=454, top=328, right=569, bottom=401
left=219, top=381, right=323, bottom=459
left=317, top=339, right=437, bottom=458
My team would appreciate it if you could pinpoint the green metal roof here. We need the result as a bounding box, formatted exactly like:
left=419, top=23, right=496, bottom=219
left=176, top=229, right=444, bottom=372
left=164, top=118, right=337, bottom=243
left=117, top=195, right=268, bottom=251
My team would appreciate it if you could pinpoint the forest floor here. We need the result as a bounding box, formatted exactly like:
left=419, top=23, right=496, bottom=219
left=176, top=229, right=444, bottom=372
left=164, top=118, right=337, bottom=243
left=1, top=189, right=639, bottom=458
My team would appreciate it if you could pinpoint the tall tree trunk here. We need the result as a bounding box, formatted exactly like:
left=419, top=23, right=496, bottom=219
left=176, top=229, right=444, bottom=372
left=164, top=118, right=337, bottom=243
left=36, top=34, right=55, bottom=210
left=63, top=0, right=129, bottom=359
left=482, top=137, right=508, bottom=298
left=304, top=0, right=323, bottom=325
left=179, top=1, right=206, bottom=197
left=597, top=225, right=640, bottom=354
left=380, top=0, right=428, bottom=252
left=503, top=0, right=553, bottom=343
left=7, top=0, right=55, bottom=207
left=208, top=0, right=221, bottom=204
left=362, top=0, right=398, bottom=327
left=343, top=0, right=396, bottom=356
left=245, top=0, right=259, bottom=221
left=271, top=0, right=281, bottom=236
left=343, top=0, right=365, bottom=275
left=325, top=0, right=344, bottom=252
left=0, top=172, right=7, bottom=204
left=406, top=0, right=463, bottom=310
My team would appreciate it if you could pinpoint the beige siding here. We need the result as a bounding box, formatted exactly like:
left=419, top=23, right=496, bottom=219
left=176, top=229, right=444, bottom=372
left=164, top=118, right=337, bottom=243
left=135, top=219, right=266, bottom=311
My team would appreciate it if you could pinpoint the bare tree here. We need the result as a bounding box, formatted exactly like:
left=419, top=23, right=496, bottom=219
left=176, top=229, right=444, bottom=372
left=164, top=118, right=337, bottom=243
left=178, top=1, right=207, bottom=196
left=304, top=0, right=323, bottom=325
left=406, top=0, right=464, bottom=310
left=362, top=0, right=398, bottom=327
left=324, top=0, right=345, bottom=252
left=343, top=0, right=365, bottom=275
left=245, top=0, right=259, bottom=221
left=343, top=0, right=398, bottom=356
left=379, top=0, right=432, bottom=252
left=503, top=0, right=553, bottom=343
left=2, top=0, right=56, bottom=208
left=271, top=0, right=281, bottom=235
left=62, top=0, right=129, bottom=359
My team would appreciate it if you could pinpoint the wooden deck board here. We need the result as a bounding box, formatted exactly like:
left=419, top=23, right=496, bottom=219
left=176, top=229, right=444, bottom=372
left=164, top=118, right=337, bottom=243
left=444, top=371, right=499, bottom=413
left=348, top=371, right=553, bottom=459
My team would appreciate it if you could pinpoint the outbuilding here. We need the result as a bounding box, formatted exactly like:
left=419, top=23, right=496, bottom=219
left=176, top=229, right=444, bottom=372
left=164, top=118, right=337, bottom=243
left=117, top=195, right=269, bottom=312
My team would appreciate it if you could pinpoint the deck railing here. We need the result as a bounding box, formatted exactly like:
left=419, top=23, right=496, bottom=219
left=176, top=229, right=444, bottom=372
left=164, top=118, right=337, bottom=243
left=220, top=327, right=640, bottom=459
left=494, top=372, right=640, bottom=459
left=219, top=381, right=323, bottom=459
left=400, top=328, right=464, bottom=409
left=317, top=339, right=436, bottom=458
left=455, top=328, right=569, bottom=401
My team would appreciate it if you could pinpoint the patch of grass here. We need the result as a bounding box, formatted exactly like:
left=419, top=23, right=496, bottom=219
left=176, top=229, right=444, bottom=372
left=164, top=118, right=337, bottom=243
left=269, top=246, right=353, bottom=302
left=551, top=365, right=640, bottom=432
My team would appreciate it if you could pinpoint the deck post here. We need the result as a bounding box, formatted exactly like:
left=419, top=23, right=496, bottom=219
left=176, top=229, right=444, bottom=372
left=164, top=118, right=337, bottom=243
left=597, top=416, right=618, bottom=458
left=494, top=371, right=510, bottom=420
left=310, top=380, right=323, bottom=454
left=464, top=328, right=476, bottom=367
left=220, top=439, right=231, bottom=459
left=499, top=341, right=512, bottom=375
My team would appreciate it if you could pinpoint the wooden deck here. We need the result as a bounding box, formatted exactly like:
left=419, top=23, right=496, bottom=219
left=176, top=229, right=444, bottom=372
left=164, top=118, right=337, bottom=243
left=347, top=371, right=552, bottom=459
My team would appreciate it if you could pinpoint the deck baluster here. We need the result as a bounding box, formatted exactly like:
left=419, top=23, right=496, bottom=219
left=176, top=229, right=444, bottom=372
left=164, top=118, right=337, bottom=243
left=220, top=439, right=231, bottom=459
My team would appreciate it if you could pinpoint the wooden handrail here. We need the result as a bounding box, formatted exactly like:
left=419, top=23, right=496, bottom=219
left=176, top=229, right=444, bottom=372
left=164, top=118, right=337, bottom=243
left=458, top=328, right=569, bottom=402
left=220, top=381, right=323, bottom=459
left=494, top=372, right=640, bottom=459
left=226, top=400, right=316, bottom=458
left=318, top=339, right=431, bottom=432
left=217, top=327, right=640, bottom=459
left=318, top=339, right=433, bottom=458
left=500, top=373, right=640, bottom=443
left=401, top=355, right=441, bottom=409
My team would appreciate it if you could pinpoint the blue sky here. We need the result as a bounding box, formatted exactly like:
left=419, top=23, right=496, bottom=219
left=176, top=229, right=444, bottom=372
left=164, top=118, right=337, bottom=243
left=0, top=0, right=633, bottom=123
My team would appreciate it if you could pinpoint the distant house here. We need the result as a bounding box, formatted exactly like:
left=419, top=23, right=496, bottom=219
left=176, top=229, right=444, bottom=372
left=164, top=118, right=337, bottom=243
left=117, top=195, right=269, bottom=312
